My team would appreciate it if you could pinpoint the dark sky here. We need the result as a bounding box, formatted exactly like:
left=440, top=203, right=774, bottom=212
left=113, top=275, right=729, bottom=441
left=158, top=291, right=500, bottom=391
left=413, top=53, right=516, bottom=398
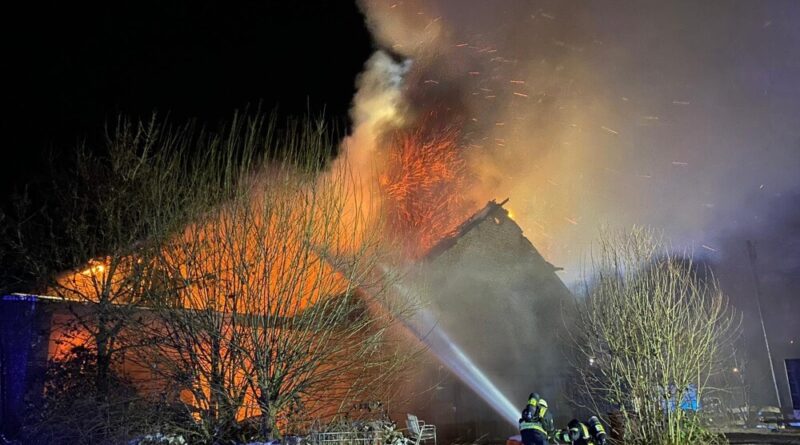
left=2, top=0, right=373, bottom=201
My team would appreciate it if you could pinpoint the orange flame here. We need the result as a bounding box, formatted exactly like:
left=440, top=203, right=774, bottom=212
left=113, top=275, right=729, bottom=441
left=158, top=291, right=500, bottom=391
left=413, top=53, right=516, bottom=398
left=378, top=121, right=472, bottom=258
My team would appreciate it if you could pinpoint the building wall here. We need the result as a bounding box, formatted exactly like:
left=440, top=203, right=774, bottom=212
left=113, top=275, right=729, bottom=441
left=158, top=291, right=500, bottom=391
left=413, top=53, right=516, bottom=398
left=401, top=204, right=574, bottom=441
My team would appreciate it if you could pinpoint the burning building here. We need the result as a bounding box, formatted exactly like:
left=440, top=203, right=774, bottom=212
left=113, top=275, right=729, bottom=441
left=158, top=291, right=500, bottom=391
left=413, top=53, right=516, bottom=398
left=396, top=198, right=574, bottom=443
left=1, top=198, right=574, bottom=442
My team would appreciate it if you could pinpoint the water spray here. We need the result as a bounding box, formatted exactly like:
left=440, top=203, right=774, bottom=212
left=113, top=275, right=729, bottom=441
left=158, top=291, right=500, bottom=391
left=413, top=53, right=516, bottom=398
left=413, top=307, right=520, bottom=426
left=388, top=270, right=519, bottom=427
left=313, top=242, right=520, bottom=427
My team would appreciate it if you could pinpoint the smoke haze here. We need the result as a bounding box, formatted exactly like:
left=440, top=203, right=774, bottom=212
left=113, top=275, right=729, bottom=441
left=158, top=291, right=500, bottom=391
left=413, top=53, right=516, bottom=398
left=347, top=0, right=800, bottom=412
left=351, top=0, right=800, bottom=282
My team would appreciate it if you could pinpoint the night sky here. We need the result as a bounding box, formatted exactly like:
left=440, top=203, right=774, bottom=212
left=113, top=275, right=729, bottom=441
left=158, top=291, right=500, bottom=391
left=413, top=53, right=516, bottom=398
left=2, top=1, right=372, bottom=201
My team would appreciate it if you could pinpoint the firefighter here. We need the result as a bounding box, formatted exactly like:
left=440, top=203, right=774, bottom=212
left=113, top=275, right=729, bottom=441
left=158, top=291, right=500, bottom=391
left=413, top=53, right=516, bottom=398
left=586, top=416, right=607, bottom=445
left=553, top=417, right=607, bottom=445
left=553, top=428, right=574, bottom=444
left=526, top=393, right=555, bottom=435
left=519, top=405, right=550, bottom=445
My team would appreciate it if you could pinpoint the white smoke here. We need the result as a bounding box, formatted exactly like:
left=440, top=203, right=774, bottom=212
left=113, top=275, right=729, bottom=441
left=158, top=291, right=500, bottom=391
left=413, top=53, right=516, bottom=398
left=342, top=51, right=411, bottom=176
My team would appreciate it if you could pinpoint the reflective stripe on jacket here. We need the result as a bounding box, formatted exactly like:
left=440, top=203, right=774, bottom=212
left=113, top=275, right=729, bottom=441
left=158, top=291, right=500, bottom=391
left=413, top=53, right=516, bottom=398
left=519, top=421, right=547, bottom=434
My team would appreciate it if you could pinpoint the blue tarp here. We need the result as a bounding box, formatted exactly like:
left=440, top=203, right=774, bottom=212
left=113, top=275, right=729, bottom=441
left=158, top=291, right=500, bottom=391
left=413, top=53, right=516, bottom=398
left=0, top=296, right=39, bottom=438
left=662, top=384, right=700, bottom=412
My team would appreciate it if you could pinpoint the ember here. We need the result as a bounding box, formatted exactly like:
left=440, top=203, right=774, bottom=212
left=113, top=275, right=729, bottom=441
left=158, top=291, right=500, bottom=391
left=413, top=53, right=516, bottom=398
left=378, top=120, right=472, bottom=258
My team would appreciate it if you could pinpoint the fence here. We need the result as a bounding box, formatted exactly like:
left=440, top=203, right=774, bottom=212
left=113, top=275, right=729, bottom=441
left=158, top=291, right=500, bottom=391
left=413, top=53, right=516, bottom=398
left=309, top=430, right=385, bottom=445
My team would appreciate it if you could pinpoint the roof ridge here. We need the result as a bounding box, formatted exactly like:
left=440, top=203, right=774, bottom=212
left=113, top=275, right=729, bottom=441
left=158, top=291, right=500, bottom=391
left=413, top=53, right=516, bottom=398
left=423, top=198, right=509, bottom=261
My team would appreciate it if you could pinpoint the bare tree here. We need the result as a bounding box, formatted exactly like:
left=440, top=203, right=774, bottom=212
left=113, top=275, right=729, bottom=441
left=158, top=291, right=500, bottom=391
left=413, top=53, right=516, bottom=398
left=10, top=114, right=416, bottom=444
left=571, top=227, right=739, bottom=445
left=7, top=117, right=200, bottom=444
left=138, top=117, right=416, bottom=443
left=11, top=116, right=195, bottom=397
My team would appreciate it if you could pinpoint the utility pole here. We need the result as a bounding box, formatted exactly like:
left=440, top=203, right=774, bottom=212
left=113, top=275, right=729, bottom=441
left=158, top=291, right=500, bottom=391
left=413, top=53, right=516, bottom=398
left=746, top=240, right=782, bottom=408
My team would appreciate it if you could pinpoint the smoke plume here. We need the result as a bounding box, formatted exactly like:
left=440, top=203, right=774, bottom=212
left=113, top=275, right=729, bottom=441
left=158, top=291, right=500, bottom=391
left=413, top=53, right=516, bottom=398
left=346, top=0, right=800, bottom=285
left=341, top=0, right=800, bottom=414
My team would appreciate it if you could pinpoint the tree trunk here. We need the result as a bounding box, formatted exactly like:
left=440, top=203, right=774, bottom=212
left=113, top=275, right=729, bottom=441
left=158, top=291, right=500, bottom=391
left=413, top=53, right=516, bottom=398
left=259, top=395, right=276, bottom=440
left=96, top=332, right=111, bottom=399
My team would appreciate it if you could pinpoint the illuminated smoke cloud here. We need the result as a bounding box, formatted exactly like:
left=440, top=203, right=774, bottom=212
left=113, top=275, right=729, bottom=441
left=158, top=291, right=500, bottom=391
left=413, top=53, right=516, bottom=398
left=351, top=0, right=800, bottom=285
left=346, top=0, right=800, bottom=416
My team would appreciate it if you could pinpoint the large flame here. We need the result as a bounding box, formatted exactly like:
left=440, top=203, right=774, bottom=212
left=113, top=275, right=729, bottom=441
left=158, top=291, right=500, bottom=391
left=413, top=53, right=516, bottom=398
left=48, top=160, right=381, bottom=425
left=378, top=118, right=472, bottom=258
